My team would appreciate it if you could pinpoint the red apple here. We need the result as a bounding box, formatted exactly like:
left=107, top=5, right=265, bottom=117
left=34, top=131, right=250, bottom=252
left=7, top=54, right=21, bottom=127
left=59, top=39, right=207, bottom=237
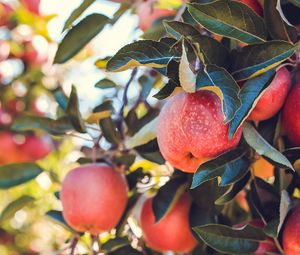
left=248, top=67, right=291, bottom=121
left=136, top=0, right=176, bottom=32
left=21, top=0, right=41, bottom=16
left=0, top=3, right=13, bottom=27
left=237, top=0, right=263, bottom=17
left=282, top=82, right=300, bottom=146
left=157, top=90, right=242, bottom=173
left=283, top=205, right=300, bottom=255
left=61, top=164, right=128, bottom=234
left=140, top=193, right=197, bottom=253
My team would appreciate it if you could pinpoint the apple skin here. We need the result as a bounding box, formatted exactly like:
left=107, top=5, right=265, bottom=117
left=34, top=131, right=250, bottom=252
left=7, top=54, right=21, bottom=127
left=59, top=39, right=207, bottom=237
left=140, top=193, right=197, bottom=253
left=283, top=205, right=300, bottom=255
left=282, top=82, right=300, bottom=146
left=157, top=90, right=242, bottom=173
left=0, top=3, right=13, bottom=27
left=248, top=67, right=291, bottom=121
left=136, top=0, right=176, bottom=32
left=238, top=0, right=263, bottom=17
left=19, top=136, right=52, bottom=161
left=21, top=0, right=41, bottom=15
left=61, top=164, right=128, bottom=235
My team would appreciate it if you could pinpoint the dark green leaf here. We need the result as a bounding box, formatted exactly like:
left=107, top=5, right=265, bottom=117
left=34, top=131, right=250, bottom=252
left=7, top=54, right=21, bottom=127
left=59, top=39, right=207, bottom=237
left=187, top=1, right=266, bottom=44
left=95, top=78, right=118, bottom=89
left=108, top=245, right=143, bottom=255
left=99, top=117, right=122, bottom=145
left=153, top=177, right=187, bottom=222
left=0, top=163, right=43, bottom=189
left=192, top=224, right=265, bottom=254
left=264, top=0, right=298, bottom=42
left=55, top=14, right=109, bottom=63
left=196, top=64, right=241, bottom=123
left=54, top=89, right=68, bottom=111
left=0, top=196, right=34, bottom=222
left=191, top=147, right=249, bottom=189
left=12, top=115, right=73, bottom=135
left=46, top=210, right=74, bottom=232
left=228, top=70, right=276, bottom=138
left=164, top=20, right=200, bottom=39
left=66, top=86, right=86, bottom=133
left=288, top=0, right=300, bottom=7
left=231, top=41, right=296, bottom=81
left=107, top=40, right=180, bottom=72
left=102, top=237, right=130, bottom=253
left=243, top=122, right=294, bottom=170
left=62, top=0, right=96, bottom=32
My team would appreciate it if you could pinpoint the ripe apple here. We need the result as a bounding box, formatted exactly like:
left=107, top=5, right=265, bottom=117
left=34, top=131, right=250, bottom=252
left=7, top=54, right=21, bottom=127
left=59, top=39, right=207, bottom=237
left=282, top=205, right=300, bottom=255
left=157, top=90, right=242, bottom=173
left=21, top=0, right=41, bottom=16
left=61, top=164, right=128, bottom=234
left=282, top=82, right=300, bottom=146
left=140, top=193, right=197, bottom=253
left=136, top=0, right=176, bottom=32
left=248, top=67, right=291, bottom=121
left=0, top=3, right=13, bottom=27
left=237, top=0, right=263, bottom=17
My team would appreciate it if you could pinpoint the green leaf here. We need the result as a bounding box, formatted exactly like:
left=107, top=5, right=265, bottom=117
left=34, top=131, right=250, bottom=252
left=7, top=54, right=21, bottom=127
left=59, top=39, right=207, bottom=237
left=99, top=117, right=122, bottom=145
left=62, top=0, right=96, bottom=32
left=95, top=78, right=118, bottom=89
left=278, top=190, right=291, bottom=234
left=215, top=171, right=250, bottom=205
left=193, top=224, right=266, bottom=254
left=196, top=64, right=241, bottom=123
left=187, top=1, right=266, bottom=44
left=66, top=85, right=86, bottom=133
left=125, top=117, right=158, bottom=148
left=164, top=21, right=230, bottom=68
left=191, top=147, right=249, bottom=189
left=108, top=245, right=143, bottom=255
left=54, top=14, right=109, bottom=63
left=54, top=90, right=68, bottom=111
left=0, top=196, right=34, bottom=222
left=0, top=163, right=43, bottom=189
left=12, top=115, right=73, bottom=135
left=264, top=0, right=298, bottom=42
left=231, top=41, right=296, bottom=81
left=102, top=237, right=130, bottom=253
left=153, top=177, right=187, bottom=222
left=107, top=40, right=180, bottom=72
left=142, top=17, right=168, bottom=41
left=46, top=210, right=74, bottom=232
left=288, top=0, right=300, bottom=7
left=243, top=122, right=294, bottom=170
left=228, top=70, right=276, bottom=138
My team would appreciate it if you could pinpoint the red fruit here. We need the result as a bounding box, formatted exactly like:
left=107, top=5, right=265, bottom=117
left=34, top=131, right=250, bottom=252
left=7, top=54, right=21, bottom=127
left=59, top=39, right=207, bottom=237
left=283, top=205, right=300, bottom=255
left=61, top=164, right=128, bottom=234
left=282, top=83, right=300, bottom=146
left=136, top=0, right=176, bottom=32
left=237, top=0, right=263, bottom=17
left=21, top=0, right=41, bottom=15
left=0, top=3, right=13, bottom=27
left=140, top=193, right=197, bottom=253
left=248, top=67, right=291, bottom=121
left=157, top=90, right=242, bottom=173
left=20, top=136, right=52, bottom=161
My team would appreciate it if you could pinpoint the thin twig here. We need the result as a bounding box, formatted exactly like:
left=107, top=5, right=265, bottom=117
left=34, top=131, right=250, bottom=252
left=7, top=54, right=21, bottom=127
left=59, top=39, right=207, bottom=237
left=69, top=237, right=78, bottom=255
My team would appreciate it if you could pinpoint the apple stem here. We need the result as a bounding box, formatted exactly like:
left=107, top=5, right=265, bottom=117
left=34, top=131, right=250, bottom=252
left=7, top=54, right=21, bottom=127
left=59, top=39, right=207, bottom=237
left=69, top=237, right=78, bottom=255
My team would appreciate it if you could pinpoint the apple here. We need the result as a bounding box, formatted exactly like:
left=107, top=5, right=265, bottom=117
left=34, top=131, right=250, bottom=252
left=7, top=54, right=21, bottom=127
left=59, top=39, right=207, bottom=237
left=237, top=0, right=263, bottom=17
left=282, top=82, right=300, bottom=146
left=0, top=3, right=13, bottom=27
left=283, top=205, right=300, bottom=255
left=136, top=0, right=176, bottom=32
left=248, top=67, right=291, bottom=121
left=21, top=0, right=41, bottom=16
left=157, top=90, right=242, bottom=173
left=61, top=164, right=128, bottom=234
left=140, top=193, right=197, bottom=253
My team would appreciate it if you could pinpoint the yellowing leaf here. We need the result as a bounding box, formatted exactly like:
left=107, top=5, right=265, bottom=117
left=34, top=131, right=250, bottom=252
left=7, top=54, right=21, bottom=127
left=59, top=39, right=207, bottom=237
left=85, top=111, right=111, bottom=124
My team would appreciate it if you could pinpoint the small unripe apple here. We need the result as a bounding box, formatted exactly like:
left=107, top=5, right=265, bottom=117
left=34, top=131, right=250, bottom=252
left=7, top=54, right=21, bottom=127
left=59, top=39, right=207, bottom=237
left=61, top=164, right=128, bottom=234
left=21, top=0, right=41, bottom=16
left=0, top=3, right=13, bottom=27
left=157, top=90, right=242, bottom=173
left=282, top=82, right=300, bottom=146
left=237, top=0, right=263, bottom=17
left=248, top=67, right=291, bottom=121
left=136, top=0, right=176, bottom=32
left=140, top=193, right=197, bottom=253
left=283, top=205, right=300, bottom=255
